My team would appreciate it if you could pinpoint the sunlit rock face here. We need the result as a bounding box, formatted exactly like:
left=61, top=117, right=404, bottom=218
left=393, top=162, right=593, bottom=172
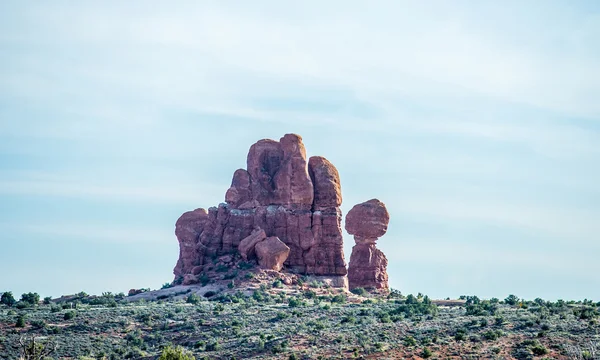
left=173, top=134, right=347, bottom=285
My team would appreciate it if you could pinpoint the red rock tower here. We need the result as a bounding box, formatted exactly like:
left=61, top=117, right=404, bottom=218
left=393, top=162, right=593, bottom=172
left=345, top=199, right=390, bottom=290
left=173, top=134, right=347, bottom=285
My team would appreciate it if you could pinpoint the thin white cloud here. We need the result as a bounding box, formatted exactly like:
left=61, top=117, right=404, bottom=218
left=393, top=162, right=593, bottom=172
left=0, top=222, right=173, bottom=244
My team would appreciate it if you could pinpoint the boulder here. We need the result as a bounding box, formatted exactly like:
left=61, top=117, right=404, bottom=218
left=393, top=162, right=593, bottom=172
left=255, top=236, right=291, bottom=271
left=237, top=228, right=267, bottom=260
left=345, top=199, right=390, bottom=241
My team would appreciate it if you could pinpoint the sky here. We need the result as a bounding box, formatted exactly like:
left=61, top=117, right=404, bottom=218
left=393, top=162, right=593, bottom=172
left=1, top=1, right=599, bottom=301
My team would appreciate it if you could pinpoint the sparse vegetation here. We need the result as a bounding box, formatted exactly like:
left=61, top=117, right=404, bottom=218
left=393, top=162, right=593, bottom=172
left=0, top=286, right=597, bottom=359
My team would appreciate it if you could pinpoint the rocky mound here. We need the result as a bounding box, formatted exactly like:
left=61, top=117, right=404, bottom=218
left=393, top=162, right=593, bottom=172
left=173, top=134, right=347, bottom=286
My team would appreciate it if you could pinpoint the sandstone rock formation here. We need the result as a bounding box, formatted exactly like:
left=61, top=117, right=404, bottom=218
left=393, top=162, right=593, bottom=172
left=255, top=237, right=291, bottom=271
left=238, top=228, right=267, bottom=261
left=173, top=134, right=347, bottom=285
left=345, top=199, right=390, bottom=290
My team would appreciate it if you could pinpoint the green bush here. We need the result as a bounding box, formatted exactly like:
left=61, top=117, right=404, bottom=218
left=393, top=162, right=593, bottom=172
left=43, top=296, right=52, bottom=305
left=15, top=301, right=29, bottom=309
left=63, top=310, right=76, bottom=320
left=421, top=347, right=433, bottom=358
left=1, top=291, right=16, bottom=307
left=159, top=345, right=196, bottom=360
left=30, top=319, right=46, bottom=329
left=205, top=340, right=220, bottom=351
left=331, top=294, right=347, bottom=304
left=187, top=293, right=201, bottom=304
left=351, top=287, right=368, bottom=296
left=16, top=314, right=26, bottom=327
left=20, top=292, right=40, bottom=305
left=403, top=336, right=417, bottom=347
left=505, top=294, right=520, bottom=306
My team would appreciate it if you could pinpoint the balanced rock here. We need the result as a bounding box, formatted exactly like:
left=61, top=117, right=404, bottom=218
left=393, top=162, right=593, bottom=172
left=173, top=134, right=348, bottom=286
left=345, top=199, right=390, bottom=290
left=255, top=236, right=291, bottom=271
left=345, top=199, right=390, bottom=241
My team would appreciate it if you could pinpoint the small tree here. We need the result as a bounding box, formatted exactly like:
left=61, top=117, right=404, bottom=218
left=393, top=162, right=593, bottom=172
left=504, top=294, right=520, bottom=306
left=1, top=291, right=16, bottom=307
left=16, top=314, right=26, bottom=327
left=20, top=292, right=40, bottom=306
left=43, top=297, right=52, bottom=305
left=186, top=293, right=201, bottom=304
left=18, top=336, right=58, bottom=360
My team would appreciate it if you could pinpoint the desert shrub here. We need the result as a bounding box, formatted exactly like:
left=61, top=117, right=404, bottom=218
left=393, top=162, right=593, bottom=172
left=466, top=300, right=497, bottom=316
left=238, top=261, right=254, bottom=270
left=50, top=305, right=61, bottom=313
left=351, top=287, right=368, bottom=296
left=276, top=311, right=290, bottom=320
left=205, top=340, right=220, bottom=351
left=63, top=310, right=76, bottom=320
left=244, top=272, right=255, bottom=279
left=227, top=281, right=235, bottom=289
left=1, top=291, right=16, bottom=307
left=405, top=294, right=418, bottom=304
left=341, top=315, right=356, bottom=324
left=20, top=292, right=40, bottom=305
left=216, top=264, right=229, bottom=273
left=388, top=288, right=403, bottom=299
left=30, top=319, right=46, bottom=329
left=421, top=347, right=433, bottom=358
left=125, top=330, right=144, bottom=347
left=203, top=291, right=217, bottom=298
left=331, top=294, right=347, bottom=304
left=288, top=297, right=303, bottom=307
left=272, top=279, right=283, bottom=288
left=573, top=306, right=599, bottom=320
left=505, top=294, right=520, bottom=306
left=390, top=296, right=438, bottom=318
left=454, top=328, right=467, bottom=341
left=199, top=274, right=211, bottom=286
left=223, top=271, right=238, bottom=280
left=187, top=293, right=201, bottom=304
left=16, top=314, right=26, bottom=327
left=16, top=301, right=29, bottom=309
left=303, top=290, right=316, bottom=299
left=161, top=282, right=173, bottom=289
left=531, top=343, right=548, bottom=356
left=403, top=336, right=417, bottom=347
left=43, top=296, right=52, bottom=305
left=482, top=330, right=503, bottom=341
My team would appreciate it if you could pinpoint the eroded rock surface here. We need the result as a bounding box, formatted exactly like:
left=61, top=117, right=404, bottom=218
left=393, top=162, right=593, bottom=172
left=255, top=236, right=291, bottom=271
left=345, top=199, right=390, bottom=290
left=347, top=243, right=389, bottom=290
left=173, top=134, right=347, bottom=286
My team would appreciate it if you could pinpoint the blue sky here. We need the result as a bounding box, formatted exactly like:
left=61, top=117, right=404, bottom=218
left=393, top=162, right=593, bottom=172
left=1, top=1, right=599, bottom=301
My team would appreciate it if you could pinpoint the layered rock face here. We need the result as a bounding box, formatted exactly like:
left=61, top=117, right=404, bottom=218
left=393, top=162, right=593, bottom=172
left=345, top=199, right=390, bottom=290
left=173, top=134, right=347, bottom=285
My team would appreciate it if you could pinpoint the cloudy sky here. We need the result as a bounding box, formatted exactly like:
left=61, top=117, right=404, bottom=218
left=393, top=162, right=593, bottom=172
left=1, top=1, right=599, bottom=300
